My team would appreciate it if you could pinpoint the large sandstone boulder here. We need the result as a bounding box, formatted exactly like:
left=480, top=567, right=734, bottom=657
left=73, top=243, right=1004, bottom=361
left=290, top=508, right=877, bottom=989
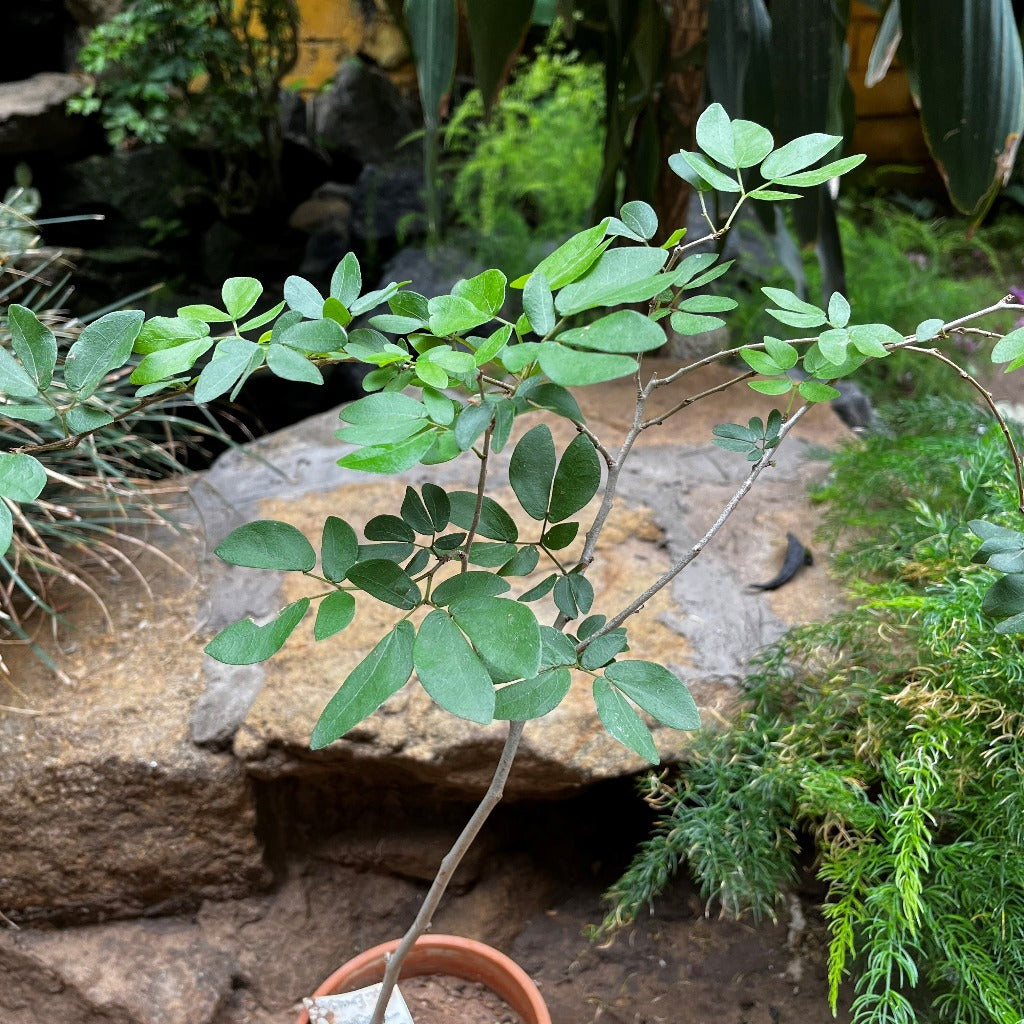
left=0, top=362, right=850, bottom=927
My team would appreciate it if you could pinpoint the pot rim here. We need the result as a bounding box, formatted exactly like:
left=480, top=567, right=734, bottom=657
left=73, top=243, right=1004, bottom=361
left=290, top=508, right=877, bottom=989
left=294, top=933, right=551, bottom=1024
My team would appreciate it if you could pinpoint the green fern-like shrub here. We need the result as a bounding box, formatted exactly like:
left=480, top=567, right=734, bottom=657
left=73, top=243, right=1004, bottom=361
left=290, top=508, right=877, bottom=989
left=598, top=399, right=1024, bottom=1024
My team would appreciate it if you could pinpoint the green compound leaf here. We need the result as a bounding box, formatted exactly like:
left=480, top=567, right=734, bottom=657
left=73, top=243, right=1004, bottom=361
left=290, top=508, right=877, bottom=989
left=239, top=300, right=286, bottom=334
left=8, top=304, right=57, bottom=387
left=365, top=515, right=416, bottom=544
left=580, top=628, right=629, bottom=671
left=284, top=274, right=325, bottom=319
left=540, top=625, right=577, bottom=667
left=222, top=277, right=263, bottom=320
left=511, top=219, right=610, bottom=290
left=494, top=667, right=572, bottom=721
left=194, top=339, right=262, bottom=404
left=519, top=381, right=585, bottom=423
left=453, top=401, right=494, bottom=451
left=310, top=620, right=415, bottom=747
left=593, top=678, right=659, bottom=764
left=817, top=328, right=850, bottom=364
left=314, top=591, right=356, bottom=641
left=473, top=323, right=513, bottom=366
left=451, top=596, right=542, bottom=682
left=550, top=434, right=601, bottom=523
left=422, top=483, right=450, bottom=531
left=431, top=571, right=511, bottom=606
left=523, top=271, right=556, bottom=336
left=337, top=432, right=436, bottom=474
left=468, top=541, right=517, bottom=567
left=760, top=133, right=841, bottom=180
left=991, top=326, right=1024, bottom=364
left=0, top=504, right=11, bottom=556
left=916, top=318, right=944, bottom=343
left=798, top=380, right=841, bottom=402
left=849, top=323, right=900, bottom=358
left=449, top=491, right=519, bottom=542
left=510, top=424, right=556, bottom=520
left=764, top=336, right=799, bottom=369
left=321, top=516, right=358, bottom=583
left=453, top=268, right=506, bottom=316
left=275, top=317, right=346, bottom=353
left=64, top=309, right=145, bottom=396
left=428, top=294, right=493, bottom=336
left=741, top=348, right=786, bottom=376
left=66, top=405, right=113, bottom=433
left=0, top=346, right=44, bottom=400
left=400, top=487, right=434, bottom=535
left=542, top=521, right=579, bottom=550
left=205, top=598, right=310, bottom=665
left=498, top=545, right=540, bottom=577
left=827, top=292, right=851, bottom=329
left=554, top=248, right=670, bottom=316
left=747, top=378, right=793, bottom=396
left=538, top=343, right=637, bottom=386
left=0, top=452, right=47, bottom=502
left=130, top=337, right=214, bottom=386
left=556, top=309, right=664, bottom=353
left=215, top=520, right=316, bottom=571
left=520, top=573, right=558, bottom=603
left=415, top=609, right=495, bottom=723
left=346, top=559, right=421, bottom=609
left=772, top=155, right=866, bottom=187
left=982, top=573, right=1024, bottom=633
left=266, top=344, right=324, bottom=384
left=331, top=252, right=362, bottom=307
left=604, top=660, right=700, bottom=730
left=618, top=200, right=659, bottom=240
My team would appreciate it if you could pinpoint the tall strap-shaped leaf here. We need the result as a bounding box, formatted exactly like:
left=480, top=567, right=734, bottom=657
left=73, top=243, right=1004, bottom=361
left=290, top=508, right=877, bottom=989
left=769, top=0, right=851, bottom=298
left=464, top=0, right=534, bottom=113
left=901, top=0, right=1024, bottom=220
left=405, top=0, right=457, bottom=128
left=706, top=0, right=773, bottom=127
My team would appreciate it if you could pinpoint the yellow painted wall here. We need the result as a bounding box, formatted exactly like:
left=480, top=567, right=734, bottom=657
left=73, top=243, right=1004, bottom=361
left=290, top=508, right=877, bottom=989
left=847, top=1, right=929, bottom=164
left=283, top=0, right=412, bottom=93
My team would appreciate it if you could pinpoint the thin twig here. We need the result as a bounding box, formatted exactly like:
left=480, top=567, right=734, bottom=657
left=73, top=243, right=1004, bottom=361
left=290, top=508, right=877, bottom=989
left=642, top=371, right=756, bottom=428
left=583, top=404, right=813, bottom=644
left=903, top=344, right=1024, bottom=513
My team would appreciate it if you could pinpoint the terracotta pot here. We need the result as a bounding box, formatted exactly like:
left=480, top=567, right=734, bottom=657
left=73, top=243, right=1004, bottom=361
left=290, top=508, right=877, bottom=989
left=295, top=934, right=551, bottom=1024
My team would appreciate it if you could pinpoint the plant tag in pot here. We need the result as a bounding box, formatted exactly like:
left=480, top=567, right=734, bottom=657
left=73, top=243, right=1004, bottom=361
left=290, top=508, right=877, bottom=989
left=303, top=982, right=414, bottom=1024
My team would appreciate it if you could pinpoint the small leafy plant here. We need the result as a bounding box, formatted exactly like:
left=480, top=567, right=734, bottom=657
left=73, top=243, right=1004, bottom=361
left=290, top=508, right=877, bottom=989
left=3, top=105, right=1024, bottom=1023
left=68, top=0, right=299, bottom=210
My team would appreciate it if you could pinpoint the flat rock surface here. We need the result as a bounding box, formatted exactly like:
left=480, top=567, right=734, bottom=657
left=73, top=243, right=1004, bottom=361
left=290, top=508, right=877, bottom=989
left=193, top=361, right=849, bottom=796
left=0, top=362, right=849, bottom=927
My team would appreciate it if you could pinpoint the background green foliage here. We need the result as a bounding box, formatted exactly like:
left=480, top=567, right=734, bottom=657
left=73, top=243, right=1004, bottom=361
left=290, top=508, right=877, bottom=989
left=598, top=399, right=1024, bottom=1024
left=68, top=0, right=298, bottom=210
left=444, top=46, right=605, bottom=276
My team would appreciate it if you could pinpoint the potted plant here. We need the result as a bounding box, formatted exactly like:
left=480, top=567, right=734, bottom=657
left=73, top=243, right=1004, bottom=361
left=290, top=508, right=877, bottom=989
left=5, top=105, right=1024, bottom=1022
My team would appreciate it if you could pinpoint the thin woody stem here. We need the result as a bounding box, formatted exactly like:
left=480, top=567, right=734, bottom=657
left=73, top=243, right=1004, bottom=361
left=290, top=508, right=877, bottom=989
left=369, top=721, right=526, bottom=1024
left=584, top=404, right=813, bottom=644
left=904, top=344, right=1024, bottom=513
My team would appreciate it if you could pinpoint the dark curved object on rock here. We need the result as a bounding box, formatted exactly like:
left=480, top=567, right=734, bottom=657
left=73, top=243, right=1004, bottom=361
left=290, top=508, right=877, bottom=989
left=749, top=532, right=812, bottom=591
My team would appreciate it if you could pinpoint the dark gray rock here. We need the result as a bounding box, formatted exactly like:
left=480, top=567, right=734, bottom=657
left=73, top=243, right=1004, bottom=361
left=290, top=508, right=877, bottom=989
left=310, top=57, right=418, bottom=167
left=351, top=161, right=425, bottom=248
left=0, top=74, right=84, bottom=155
